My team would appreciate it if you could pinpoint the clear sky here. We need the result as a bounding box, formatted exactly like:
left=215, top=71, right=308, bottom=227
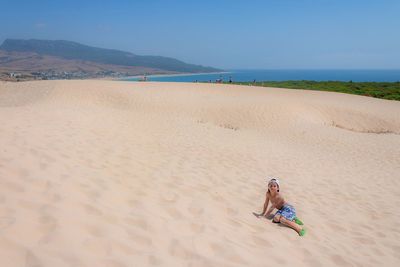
left=0, top=0, right=399, bottom=69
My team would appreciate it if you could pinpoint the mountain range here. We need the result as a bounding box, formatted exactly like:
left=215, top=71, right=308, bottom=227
left=0, top=39, right=221, bottom=80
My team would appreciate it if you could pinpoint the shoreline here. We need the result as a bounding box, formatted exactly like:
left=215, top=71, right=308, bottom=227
left=119, top=71, right=230, bottom=80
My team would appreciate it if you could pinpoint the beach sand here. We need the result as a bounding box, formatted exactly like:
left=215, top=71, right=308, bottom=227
left=0, top=80, right=399, bottom=266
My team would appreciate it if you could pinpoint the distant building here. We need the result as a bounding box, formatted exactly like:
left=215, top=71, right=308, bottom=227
left=10, top=72, right=21, bottom=78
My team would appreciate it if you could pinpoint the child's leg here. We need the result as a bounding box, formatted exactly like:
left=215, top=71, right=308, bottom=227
left=273, top=214, right=281, bottom=223
left=279, top=216, right=303, bottom=234
left=294, top=217, right=304, bottom=225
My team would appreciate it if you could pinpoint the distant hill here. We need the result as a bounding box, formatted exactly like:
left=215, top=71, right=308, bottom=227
left=0, top=50, right=168, bottom=78
left=0, top=39, right=221, bottom=73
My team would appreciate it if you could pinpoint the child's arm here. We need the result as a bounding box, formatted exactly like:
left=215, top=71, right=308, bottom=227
left=256, top=192, right=269, bottom=217
left=265, top=205, right=275, bottom=217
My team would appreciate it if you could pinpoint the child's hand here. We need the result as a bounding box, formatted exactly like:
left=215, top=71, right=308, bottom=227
left=252, top=212, right=262, bottom=218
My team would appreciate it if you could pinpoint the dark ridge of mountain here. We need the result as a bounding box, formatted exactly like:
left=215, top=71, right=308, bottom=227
left=0, top=39, right=221, bottom=73
left=0, top=50, right=169, bottom=75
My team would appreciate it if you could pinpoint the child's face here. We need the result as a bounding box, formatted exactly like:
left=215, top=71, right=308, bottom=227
left=269, top=182, right=279, bottom=193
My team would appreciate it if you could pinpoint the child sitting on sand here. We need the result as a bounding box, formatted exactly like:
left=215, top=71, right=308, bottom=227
left=254, top=178, right=306, bottom=236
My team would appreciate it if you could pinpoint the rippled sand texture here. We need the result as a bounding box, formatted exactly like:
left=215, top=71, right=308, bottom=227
left=1, top=80, right=400, bottom=267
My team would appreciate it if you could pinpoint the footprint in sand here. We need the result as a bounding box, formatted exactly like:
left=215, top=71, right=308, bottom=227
left=226, top=218, right=242, bottom=228
left=4, top=180, right=25, bottom=193
left=190, top=222, right=205, bottom=234
left=125, top=230, right=153, bottom=247
left=327, top=221, right=347, bottom=232
left=353, top=236, right=376, bottom=245
left=249, top=224, right=266, bottom=233
left=82, top=203, right=103, bottom=216
left=83, top=238, right=112, bottom=255
left=330, top=254, right=351, bottom=266
left=211, top=193, right=225, bottom=202
left=85, top=224, right=107, bottom=237
left=29, top=148, right=38, bottom=156
left=17, top=168, right=30, bottom=179
left=372, top=248, right=384, bottom=256
left=60, top=173, right=70, bottom=180
left=103, top=215, right=119, bottom=224
left=226, top=207, right=238, bottom=216
left=188, top=201, right=204, bottom=217
left=148, top=255, right=162, bottom=266
left=37, top=215, right=58, bottom=243
left=127, top=199, right=144, bottom=209
left=0, top=216, right=15, bottom=229
left=168, top=239, right=195, bottom=260
left=39, top=162, right=48, bottom=170
left=109, top=237, right=139, bottom=255
left=252, top=236, right=273, bottom=247
left=18, top=199, right=41, bottom=210
left=165, top=206, right=183, bottom=219
left=124, top=217, right=150, bottom=231
left=25, top=250, right=42, bottom=267
left=160, top=191, right=178, bottom=203
left=102, top=259, right=128, bottom=267
left=209, top=242, right=230, bottom=256
left=209, top=241, right=246, bottom=264
left=84, top=190, right=101, bottom=201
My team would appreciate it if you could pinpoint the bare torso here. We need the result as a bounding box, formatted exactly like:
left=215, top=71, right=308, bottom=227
left=268, top=192, right=286, bottom=210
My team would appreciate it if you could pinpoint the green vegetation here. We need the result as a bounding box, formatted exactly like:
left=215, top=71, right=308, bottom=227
left=230, top=80, right=400, bottom=101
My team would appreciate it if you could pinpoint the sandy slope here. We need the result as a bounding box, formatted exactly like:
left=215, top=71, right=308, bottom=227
left=0, top=80, right=399, bottom=267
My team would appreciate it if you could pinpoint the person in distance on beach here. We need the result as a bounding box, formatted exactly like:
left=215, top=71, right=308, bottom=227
left=254, top=178, right=306, bottom=236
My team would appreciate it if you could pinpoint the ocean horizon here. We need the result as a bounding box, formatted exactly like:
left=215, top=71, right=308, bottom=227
left=123, top=69, right=400, bottom=83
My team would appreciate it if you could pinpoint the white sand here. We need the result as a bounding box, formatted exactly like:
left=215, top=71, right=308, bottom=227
left=0, top=80, right=399, bottom=267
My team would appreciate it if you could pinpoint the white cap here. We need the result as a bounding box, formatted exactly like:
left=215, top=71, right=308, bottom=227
left=268, top=177, right=280, bottom=188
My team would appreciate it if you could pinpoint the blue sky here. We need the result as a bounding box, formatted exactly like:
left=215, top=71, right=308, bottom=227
left=0, top=0, right=399, bottom=69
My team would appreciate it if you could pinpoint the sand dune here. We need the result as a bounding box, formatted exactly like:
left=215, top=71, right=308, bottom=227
left=1, top=80, right=399, bottom=267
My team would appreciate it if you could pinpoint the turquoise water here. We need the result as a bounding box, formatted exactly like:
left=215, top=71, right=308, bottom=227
left=122, top=69, right=400, bottom=82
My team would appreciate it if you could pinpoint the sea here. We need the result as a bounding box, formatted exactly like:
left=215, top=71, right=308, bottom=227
left=122, top=69, right=400, bottom=83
